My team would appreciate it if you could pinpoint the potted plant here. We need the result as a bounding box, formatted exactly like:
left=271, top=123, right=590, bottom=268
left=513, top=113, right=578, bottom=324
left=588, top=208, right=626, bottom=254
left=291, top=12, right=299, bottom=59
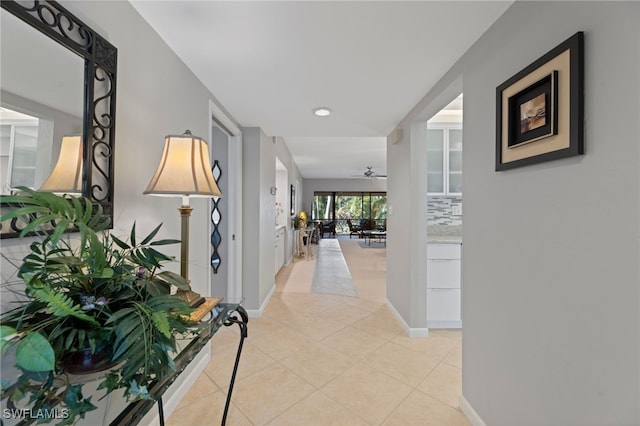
left=0, top=188, right=194, bottom=424
left=292, top=211, right=307, bottom=229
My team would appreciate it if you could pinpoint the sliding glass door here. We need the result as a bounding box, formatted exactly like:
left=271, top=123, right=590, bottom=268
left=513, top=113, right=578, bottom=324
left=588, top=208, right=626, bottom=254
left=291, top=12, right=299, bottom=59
left=312, top=192, right=387, bottom=233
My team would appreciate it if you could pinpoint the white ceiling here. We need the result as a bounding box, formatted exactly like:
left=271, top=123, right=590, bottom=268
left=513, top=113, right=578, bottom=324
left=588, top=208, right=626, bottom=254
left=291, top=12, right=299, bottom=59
left=131, top=1, right=512, bottom=179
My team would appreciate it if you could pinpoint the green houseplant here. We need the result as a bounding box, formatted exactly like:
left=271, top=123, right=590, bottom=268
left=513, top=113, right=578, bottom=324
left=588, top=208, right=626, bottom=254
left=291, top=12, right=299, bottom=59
left=291, top=211, right=307, bottom=229
left=0, top=188, right=194, bottom=424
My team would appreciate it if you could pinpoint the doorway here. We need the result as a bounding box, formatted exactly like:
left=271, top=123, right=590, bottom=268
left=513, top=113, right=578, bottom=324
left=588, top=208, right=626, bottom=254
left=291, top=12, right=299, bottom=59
left=425, top=93, right=463, bottom=329
left=208, top=100, right=242, bottom=302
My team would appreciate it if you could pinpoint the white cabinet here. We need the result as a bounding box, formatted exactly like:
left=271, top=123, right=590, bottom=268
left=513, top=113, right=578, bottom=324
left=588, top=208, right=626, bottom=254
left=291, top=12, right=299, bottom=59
left=275, top=227, right=285, bottom=274
left=1, top=123, right=39, bottom=192
left=426, top=125, right=463, bottom=195
left=427, top=243, right=462, bottom=328
left=427, top=289, right=461, bottom=322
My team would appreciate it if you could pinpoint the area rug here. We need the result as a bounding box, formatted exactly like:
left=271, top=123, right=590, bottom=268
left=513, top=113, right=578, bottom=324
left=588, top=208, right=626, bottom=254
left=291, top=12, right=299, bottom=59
left=357, top=240, right=386, bottom=249
left=311, top=239, right=358, bottom=297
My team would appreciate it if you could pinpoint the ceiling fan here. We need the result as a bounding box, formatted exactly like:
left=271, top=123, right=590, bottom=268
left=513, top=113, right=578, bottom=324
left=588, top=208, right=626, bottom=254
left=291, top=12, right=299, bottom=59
left=354, top=166, right=387, bottom=179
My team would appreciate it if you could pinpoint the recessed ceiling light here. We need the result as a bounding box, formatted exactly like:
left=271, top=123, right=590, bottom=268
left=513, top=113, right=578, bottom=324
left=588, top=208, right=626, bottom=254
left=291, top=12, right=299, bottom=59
left=313, top=107, right=332, bottom=117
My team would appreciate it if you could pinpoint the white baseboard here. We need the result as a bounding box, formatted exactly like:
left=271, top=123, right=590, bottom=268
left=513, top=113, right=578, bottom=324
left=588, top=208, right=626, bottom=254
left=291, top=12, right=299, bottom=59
left=459, top=395, right=487, bottom=426
left=245, top=283, right=276, bottom=318
left=427, top=320, right=462, bottom=329
left=385, top=299, right=429, bottom=337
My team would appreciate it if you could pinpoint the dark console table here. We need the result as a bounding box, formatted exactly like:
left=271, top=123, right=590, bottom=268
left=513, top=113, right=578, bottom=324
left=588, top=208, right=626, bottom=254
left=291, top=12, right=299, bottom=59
left=109, top=302, right=248, bottom=426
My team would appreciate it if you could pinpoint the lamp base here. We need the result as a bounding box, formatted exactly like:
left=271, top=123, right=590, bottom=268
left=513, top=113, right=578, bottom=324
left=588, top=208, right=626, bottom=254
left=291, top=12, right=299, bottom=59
left=175, top=289, right=205, bottom=308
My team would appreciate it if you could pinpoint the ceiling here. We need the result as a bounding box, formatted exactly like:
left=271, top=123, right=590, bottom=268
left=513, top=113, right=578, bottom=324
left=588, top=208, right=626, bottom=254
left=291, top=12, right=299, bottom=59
left=131, top=1, right=512, bottom=179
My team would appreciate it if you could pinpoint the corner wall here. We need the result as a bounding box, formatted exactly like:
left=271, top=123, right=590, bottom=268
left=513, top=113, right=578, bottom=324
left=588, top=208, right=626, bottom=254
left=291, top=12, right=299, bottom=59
left=242, top=131, right=303, bottom=314
left=391, top=1, right=640, bottom=424
left=463, top=3, right=639, bottom=424
left=241, top=128, right=273, bottom=312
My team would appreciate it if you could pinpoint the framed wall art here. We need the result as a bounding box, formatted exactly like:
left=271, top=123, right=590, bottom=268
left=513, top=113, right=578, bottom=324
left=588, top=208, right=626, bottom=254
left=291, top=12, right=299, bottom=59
left=496, top=32, right=584, bottom=171
left=290, top=184, right=296, bottom=216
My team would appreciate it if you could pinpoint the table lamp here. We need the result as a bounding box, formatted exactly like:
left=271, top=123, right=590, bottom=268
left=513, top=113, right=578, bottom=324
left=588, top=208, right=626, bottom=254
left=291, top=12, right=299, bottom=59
left=39, top=135, right=83, bottom=193
left=144, top=130, right=222, bottom=307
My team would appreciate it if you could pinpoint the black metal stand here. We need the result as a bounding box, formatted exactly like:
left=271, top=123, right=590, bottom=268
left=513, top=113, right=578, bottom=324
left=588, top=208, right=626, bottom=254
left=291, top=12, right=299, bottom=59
left=153, top=306, right=249, bottom=426
left=221, top=306, right=249, bottom=425
left=157, top=398, right=165, bottom=426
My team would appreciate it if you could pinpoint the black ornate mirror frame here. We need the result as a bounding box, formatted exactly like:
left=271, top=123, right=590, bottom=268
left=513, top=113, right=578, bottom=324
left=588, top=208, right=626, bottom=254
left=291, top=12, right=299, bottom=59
left=0, top=0, right=117, bottom=238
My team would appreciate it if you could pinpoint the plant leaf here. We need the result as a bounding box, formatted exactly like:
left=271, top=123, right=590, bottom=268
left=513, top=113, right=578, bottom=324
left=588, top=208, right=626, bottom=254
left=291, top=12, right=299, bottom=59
left=15, top=332, right=55, bottom=372
left=63, top=384, right=97, bottom=418
left=111, top=234, right=130, bottom=250
left=81, top=197, right=94, bottom=225
left=72, top=196, right=84, bottom=225
left=130, top=221, right=137, bottom=247
left=0, top=325, right=17, bottom=354
left=50, top=218, right=71, bottom=246
left=141, top=223, right=163, bottom=245
left=18, top=214, right=58, bottom=238
left=150, top=239, right=181, bottom=246
left=99, top=267, right=115, bottom=279
left=155, top=271, right=190, bottom=290
left=0, top=205, right=46, bottom=222
left=32, top=288, right=100, bottom=326
left=151, top=311, right=171, bottom=338
left=128, top=380, right=152, bottom=400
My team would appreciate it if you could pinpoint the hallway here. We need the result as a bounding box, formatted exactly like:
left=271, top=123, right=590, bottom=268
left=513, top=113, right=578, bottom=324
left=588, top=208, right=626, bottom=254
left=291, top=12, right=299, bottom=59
left=168, top=239, right=466, bottom=425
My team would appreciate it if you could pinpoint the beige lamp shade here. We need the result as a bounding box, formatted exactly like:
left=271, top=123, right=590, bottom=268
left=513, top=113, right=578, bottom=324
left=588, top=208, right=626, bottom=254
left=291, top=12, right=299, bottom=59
left=39, top=135, right=83, bottom=193
left=144, top=130, right=222, bottom=198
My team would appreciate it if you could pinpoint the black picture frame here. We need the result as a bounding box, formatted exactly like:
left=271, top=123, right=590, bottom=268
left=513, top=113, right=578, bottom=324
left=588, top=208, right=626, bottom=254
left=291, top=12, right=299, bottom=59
left=496, top=32, right=583, bottom=171
left=290, top=185, right=296, bottom=216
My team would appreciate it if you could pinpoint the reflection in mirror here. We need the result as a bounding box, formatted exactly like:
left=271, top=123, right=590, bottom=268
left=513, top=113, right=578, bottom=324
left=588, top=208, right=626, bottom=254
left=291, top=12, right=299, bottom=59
left=0, top=0, right=118, bottom=238
left=39, top=135, right=83, bottom=193
left=1, top=9, right=83, bottom=195
left=0, top=109, right=41, bottom=192
left=1, top=8, right=84, bottom=117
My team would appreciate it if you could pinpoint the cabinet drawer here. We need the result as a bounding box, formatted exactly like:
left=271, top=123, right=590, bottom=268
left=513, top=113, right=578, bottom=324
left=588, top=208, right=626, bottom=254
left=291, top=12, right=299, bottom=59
left=427, top=288, right=461, bottom=322
left=427, top=259, right=460, bottom=288
left=427, top=243, right=461, bottom=259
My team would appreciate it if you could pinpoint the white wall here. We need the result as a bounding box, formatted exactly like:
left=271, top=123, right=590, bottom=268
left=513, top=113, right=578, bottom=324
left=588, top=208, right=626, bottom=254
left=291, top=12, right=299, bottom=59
left=274, top=136, right=304, bottom=262
left=275, top=167, right=288, bottom=227
left=241, top=131, right=302, bottom=315
left=241, top=128, right=270, bottom=312
left=391, top=1, right=640, bottom=424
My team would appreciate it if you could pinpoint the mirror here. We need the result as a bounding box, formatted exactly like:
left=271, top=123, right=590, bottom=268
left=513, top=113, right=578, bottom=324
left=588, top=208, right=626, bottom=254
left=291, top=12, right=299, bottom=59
left=0, top=0, right=117, bottom=238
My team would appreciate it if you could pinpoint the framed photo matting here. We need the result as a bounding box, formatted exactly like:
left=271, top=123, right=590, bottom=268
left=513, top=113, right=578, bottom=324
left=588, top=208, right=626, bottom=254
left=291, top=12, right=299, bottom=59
left=496, top=32, right=584, bottom=171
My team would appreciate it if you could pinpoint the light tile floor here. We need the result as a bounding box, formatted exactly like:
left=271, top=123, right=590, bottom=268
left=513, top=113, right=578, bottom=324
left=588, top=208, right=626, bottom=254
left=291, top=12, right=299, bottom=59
left=167, top=239, right=468, bottom=426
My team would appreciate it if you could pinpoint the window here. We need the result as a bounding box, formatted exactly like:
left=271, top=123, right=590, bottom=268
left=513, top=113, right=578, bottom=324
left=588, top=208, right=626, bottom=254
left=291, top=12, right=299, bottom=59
left=312, top=192, right=387, bottom=232
left=1, top=119, right=40, bottom=195
left=312, top=192, right=333, bottom=220
left=427, top=125, right=462, bottom=195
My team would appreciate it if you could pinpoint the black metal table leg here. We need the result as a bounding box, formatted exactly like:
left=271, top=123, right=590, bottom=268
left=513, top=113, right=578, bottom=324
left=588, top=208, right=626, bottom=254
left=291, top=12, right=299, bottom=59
left=157, top=397, right=165, bottom=426
left=221, top=306, right=248, bottom=426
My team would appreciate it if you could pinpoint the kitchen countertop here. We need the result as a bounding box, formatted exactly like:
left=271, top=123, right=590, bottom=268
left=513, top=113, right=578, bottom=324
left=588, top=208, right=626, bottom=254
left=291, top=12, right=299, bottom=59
left=427, top=225, right=462, bottom=244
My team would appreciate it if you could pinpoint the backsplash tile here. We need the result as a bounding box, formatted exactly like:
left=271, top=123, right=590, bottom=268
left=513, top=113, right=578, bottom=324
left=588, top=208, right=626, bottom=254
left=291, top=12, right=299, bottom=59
left=428, top=196, right=462, bottom=226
